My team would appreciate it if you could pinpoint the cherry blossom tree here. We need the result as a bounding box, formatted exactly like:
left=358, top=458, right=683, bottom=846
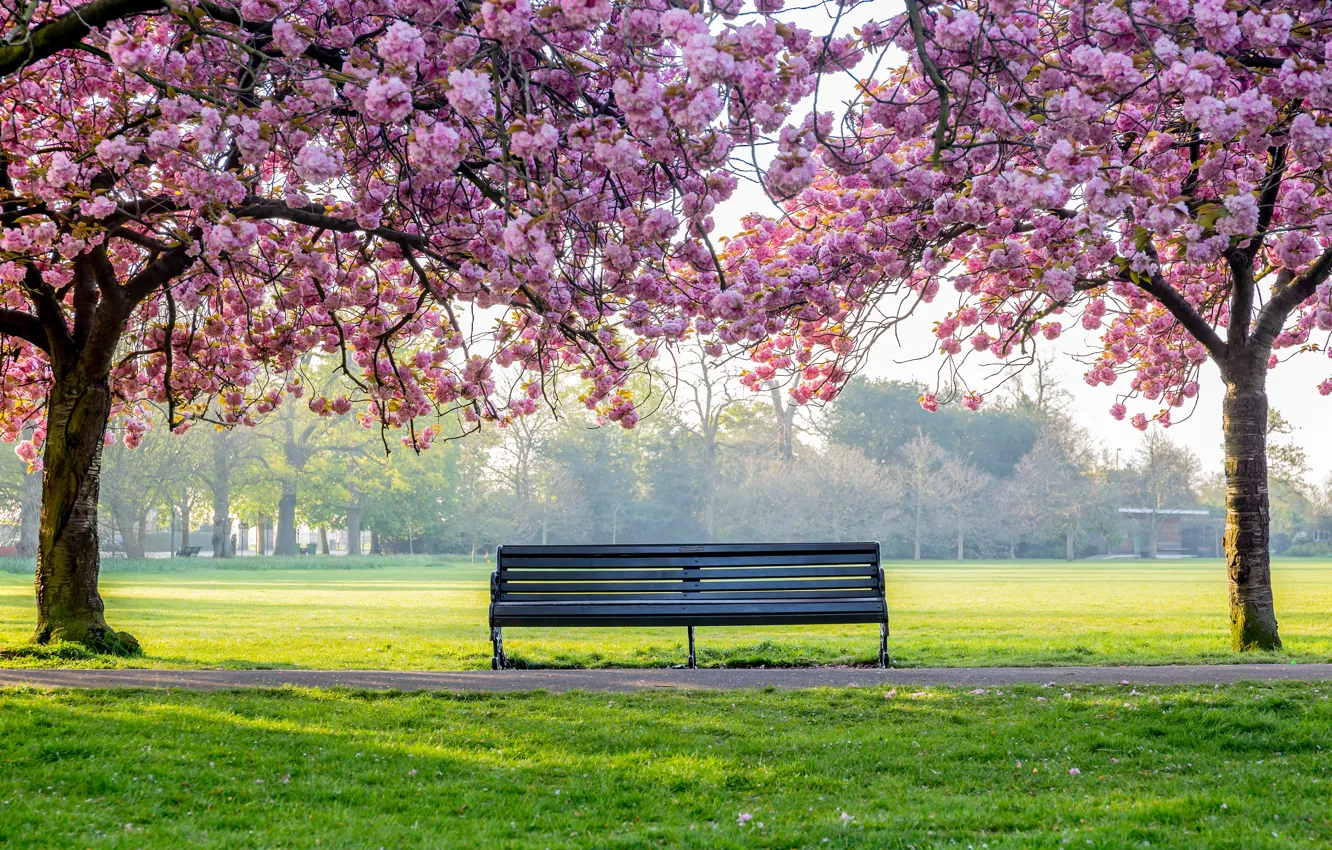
left=725, top=0, right=1332, bottom=649
left=0, top=0, right=837, bottom=649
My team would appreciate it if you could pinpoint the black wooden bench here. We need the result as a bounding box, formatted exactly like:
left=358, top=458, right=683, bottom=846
left=175, top=545, right=201, bottom=557
left=488, top=543, right=888, bottom=669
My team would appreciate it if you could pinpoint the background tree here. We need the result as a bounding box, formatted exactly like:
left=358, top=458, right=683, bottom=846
left=894, top=433, right=950, bottom=561
left=1010, top=425, right=1110, bottom=561
left=934, top=457, right=990, bottom=561
left=1127, top=432, right=1202, bottom=559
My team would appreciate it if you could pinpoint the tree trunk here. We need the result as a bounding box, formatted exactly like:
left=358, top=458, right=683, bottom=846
left=275, top=484, right=297, bottom=556
left=128, top=513, right=147, bottom=559
left=1008, top=539, right=1016, bottom=559
left=210, top=439, right=232, bottom=558
left=1065, top=528, right=1075, bottom=562
left=703, top=441, right=717, bottom=542
left=237, top=522, right=249, bottom=555
left=257, top=517, right=268, bottom=556
left=370, top=528, right=380, bottom=554
left=319, top=527, right=330, bottom=555
left=956, top=526, right=964, bottom=561
left=1222, top=364, right=1280, bottom=650
left=33, top=372, right=132, bottom=651
left=913, top=495, right=922, bottom=561
left=346, top=502, right=362, bottom=556
left=17, top=460, right=40, bottom=558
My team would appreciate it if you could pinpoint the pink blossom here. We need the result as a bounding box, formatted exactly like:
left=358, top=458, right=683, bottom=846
left=1110, top=403, right=1127, bottom=420
left=80, top=196, right=117, bottom=219
left=271, top=21, right=309, bottom=59
left=477, top=0, right=533, bottom=44
left=378, top=22, right=427, bottom=68
left=446, top=70, right=491, bottom=119
left=558, top=0, right=612, bottom=29
left=95, top=136, right=143, bottom=171
left=293, top=144, right=343, bottom=185
left=363, top=77, right=413, bottom=124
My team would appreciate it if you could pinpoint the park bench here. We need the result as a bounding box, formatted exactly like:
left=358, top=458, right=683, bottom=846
left=488, top=542, right=888, bottom=669
left=175, top=545, right=201, bottom=557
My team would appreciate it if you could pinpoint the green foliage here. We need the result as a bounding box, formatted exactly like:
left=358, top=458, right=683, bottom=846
left=1283, top=541, right=1332, bottom=558
left=1, top=684, right=1330, bottom=848
left=0, top=555, right=424, bottom=575
left=825, top=377, right=1044, bottom=478
left=3, top=559, right=1332, bottom=670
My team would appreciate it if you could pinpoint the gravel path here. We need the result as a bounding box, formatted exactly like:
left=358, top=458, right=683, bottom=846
left=1, top=664, right=1330, bottom=692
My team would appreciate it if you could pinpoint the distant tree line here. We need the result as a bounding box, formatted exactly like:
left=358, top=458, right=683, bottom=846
left=2, top=366, right=1329, bottom=561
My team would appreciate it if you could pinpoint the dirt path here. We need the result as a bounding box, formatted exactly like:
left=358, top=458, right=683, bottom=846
left=2, top=664, right=1329, bottom=692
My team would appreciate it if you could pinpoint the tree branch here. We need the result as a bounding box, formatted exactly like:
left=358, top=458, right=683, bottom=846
left=1251, top=144, right=1287, bottom=252
left=0, top=0, right=164, bottom=76
left=903, top=0, right=951, bottom=164
left=1250, top=247, right=1332, bottom=354
left=21, top=264, right=75, bottom=362
left=1133, top=241, right=1226, bottom=361
left=0, top=307, right=50, bottom=353
left=1226, top=249, right=1255, bottom=351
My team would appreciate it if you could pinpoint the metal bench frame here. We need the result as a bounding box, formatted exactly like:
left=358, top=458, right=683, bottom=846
left=488, top=542, right=888, bottom=669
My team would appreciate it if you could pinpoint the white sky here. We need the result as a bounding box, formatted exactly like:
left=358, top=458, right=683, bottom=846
left=707, top=0, right=1332, bottom=483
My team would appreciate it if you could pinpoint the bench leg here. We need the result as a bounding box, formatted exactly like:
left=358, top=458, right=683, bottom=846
left=491, top=627, right=506, bottom=670
left=879, top=621, right=889, bottom=669
left=687, top=626, right=696, bottom=670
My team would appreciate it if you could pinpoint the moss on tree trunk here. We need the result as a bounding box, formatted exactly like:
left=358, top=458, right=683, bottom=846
left=32, top=371, right=137, bottom=654
left=1222, top=364, right=1280, bottom=651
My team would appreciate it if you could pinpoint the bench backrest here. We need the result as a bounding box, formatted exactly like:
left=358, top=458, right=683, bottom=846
left=491, top=543, right=884, bottom=627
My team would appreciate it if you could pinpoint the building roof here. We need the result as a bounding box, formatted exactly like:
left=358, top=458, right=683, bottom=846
left=1117, top=508, right=1210, bottom=517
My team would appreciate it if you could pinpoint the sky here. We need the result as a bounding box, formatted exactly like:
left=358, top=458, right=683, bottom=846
left=706, top=0, right=1332, bottom=484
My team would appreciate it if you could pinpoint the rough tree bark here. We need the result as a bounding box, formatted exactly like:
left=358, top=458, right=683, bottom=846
left=1065, top=528, right=1075, bottom=562
left=32, top=370, right=133, bottom=650
left=1221, top=358, right=1279, bottom=650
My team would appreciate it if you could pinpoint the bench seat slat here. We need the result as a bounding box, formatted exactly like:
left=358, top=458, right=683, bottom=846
left=493, top=600, right=885, bottom=617
left=500, top=578, right=877, bottom=593
left=500, top=553, right=876, bottom=569
left=498, top=566, right=876, bottom=582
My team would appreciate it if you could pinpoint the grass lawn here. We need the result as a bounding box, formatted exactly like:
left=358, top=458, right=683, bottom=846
left=2, top=683, right=1331, bottom=848
left=1, top=557, right=1331, bottom=668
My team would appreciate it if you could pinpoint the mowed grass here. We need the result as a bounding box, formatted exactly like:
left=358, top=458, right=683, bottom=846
left=2, top=683, right=1332, bottom=849
left=2, top=557, right=1331, bottom=668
